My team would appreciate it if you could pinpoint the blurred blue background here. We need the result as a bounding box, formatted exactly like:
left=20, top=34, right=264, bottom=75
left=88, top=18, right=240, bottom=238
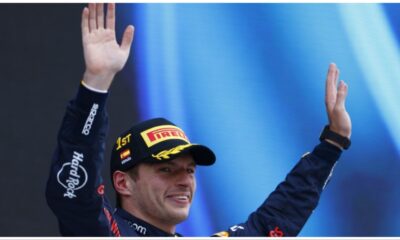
left=118, top=3, right=400, bottom=236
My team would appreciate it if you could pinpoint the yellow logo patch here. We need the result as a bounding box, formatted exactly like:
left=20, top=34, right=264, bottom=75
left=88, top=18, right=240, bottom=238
left=120, top=149, right=132, bottom=164
left=120, top=149, right=131, bottom=160
left=141, top=125, right=189, bottom=147
left=152, top=144, right=193, bottom=160
left=213, top=231, right=229, bottom=237
left=116, top=133, right=132, bottom=150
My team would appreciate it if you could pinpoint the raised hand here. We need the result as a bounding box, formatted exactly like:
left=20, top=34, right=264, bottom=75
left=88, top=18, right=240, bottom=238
left=324, top=63, right=352, bottom=148
left=81, top=3, right=134, bottom=91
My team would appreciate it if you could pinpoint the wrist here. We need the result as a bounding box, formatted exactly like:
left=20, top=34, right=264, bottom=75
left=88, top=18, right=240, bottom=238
left=319, top=125, right=351, bottom=150
left=81, top=80, right=108, bottom=93
left=82, top=70, right=116, bottom=91
left=75, top=82, right=109, bottom=112
left=324, top=139, right=343, bottom=151
left=329, top=124, right=351, bottom=139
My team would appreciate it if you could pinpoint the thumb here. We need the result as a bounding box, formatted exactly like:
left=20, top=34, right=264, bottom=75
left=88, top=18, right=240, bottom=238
left=335, top=80, right=348, bottom=109
left=121, top=25, right=135, bottom=52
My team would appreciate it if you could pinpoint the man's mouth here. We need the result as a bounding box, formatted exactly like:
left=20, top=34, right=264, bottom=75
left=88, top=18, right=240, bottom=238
left=166, top=193, right=191, bottom=204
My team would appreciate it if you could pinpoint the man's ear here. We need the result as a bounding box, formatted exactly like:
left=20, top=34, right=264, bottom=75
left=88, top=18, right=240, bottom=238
left=113, top=170, right=133, bottom=196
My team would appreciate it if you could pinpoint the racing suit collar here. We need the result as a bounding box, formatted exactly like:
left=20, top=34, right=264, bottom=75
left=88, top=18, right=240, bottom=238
left=115, top=208, right=182, bottom=237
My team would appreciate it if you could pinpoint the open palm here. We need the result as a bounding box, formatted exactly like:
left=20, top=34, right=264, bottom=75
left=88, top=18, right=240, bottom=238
left=325, top=63, right=352, bottom=139
left=82, top=3, right=134, bottom=90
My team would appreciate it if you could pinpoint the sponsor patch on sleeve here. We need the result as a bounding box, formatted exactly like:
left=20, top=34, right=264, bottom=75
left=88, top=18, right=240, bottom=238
left=97, top=184, right=105, bottom=196
left=81, top=103, right=99, bottom=136
left=56, top=151, right=88, bottom=199
left=212, top=231, right=229, bottom=237
left=269, top=226, right=284, bottom=237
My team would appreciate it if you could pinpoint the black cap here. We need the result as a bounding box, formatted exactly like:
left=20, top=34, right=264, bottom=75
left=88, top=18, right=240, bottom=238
left=110, top=118, right=216, bottom=175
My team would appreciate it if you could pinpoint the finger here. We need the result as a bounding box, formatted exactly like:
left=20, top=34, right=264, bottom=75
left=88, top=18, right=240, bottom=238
left=88, top=3, right=96, bottom=31
left=121, top=25, right=135, bottom=52
left=325, top=63, right=337, bottom=111
left=106, top=3, right=115, bottom=30
left=97, top=3, right=104, bottom=29
left=334, top=67, right=339, bottom=87
left=81, top=7, right=89, bottom=37
left=335, top=80, right=348, bottom=109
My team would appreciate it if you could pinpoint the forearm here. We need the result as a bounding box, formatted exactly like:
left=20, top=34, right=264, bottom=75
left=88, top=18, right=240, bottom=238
left=46, top=83, right=110, bottom=235
left=256, top=141, right=341, bottom=236
left=212, top=141, right=341, bottom=237
left=47, top=83, right=109, bottom=197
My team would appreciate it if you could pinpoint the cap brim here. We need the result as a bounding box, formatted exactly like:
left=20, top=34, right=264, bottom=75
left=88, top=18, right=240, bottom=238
left=183, top=144, right=216, bottom=166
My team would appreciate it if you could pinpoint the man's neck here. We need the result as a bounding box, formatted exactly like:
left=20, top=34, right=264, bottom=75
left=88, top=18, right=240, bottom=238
left=122, top=204, right=176, bottom=234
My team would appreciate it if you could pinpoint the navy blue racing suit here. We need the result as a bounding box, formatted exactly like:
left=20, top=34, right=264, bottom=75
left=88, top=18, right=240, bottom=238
left=46, top=84, right=343, bottom=237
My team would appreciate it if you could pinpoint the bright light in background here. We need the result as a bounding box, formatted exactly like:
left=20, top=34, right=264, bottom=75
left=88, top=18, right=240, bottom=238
left=339, top=4, right=400, bottom=155
left=121, top=3, right=400, bottom=236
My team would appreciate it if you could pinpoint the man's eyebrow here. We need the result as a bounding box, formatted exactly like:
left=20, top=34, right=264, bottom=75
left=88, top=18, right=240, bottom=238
left=160, top=161, right=196, bottom=167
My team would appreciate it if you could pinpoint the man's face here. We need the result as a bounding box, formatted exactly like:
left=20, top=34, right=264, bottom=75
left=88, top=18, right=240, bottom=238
left=130, top=154, right=197, bottom=226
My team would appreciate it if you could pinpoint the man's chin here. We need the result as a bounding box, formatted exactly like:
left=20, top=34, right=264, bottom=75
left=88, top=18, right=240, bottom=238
left=166, top=207, right=190, bottom=223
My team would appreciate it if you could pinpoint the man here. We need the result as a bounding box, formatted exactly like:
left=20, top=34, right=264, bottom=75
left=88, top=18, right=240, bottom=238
left=46, top=3, right=351, bottom=237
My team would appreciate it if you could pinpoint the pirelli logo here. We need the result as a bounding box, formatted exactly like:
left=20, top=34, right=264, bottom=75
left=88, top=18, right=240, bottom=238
left=141, top=125, right=189, bottom=147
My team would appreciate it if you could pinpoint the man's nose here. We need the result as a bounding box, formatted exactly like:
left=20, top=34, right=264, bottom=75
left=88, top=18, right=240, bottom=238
left=175, top=169, right=193, bottom=187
